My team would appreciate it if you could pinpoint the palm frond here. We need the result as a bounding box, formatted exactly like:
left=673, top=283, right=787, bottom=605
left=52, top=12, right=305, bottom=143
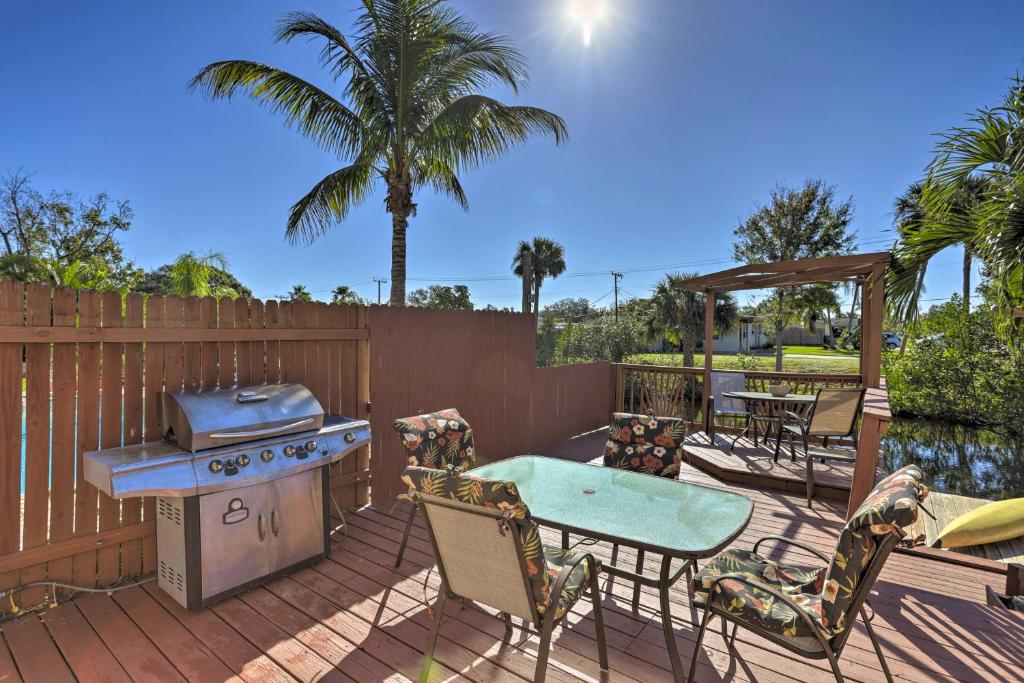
left=413, top=157, right=468, bottom=209
left=418, top=95, right=567, bottom=168
left=286, top=162, right=375, bottom=244
left=188, top=61, right=365, bottom=159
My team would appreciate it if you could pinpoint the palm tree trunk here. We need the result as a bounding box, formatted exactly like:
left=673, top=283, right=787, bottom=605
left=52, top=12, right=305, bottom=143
left=775, top=292, right=784, bottom=371
left=533, top=279, right=541, bottom=316
left=962, top=246, right=972, bottom=310
left=386, top=175, right=414, bottom=306
left=389, top=212, right=408, bottom=306
left=520, top=248, right=532, bottom=314
left=900, top=265, right=927, bottom=357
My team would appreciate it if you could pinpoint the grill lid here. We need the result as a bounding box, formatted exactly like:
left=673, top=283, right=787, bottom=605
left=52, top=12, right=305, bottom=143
left=161, top=383, right=324, bottom=452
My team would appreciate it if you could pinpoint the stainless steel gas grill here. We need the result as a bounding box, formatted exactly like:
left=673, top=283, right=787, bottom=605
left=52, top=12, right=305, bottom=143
left=84, top=383, right=369, bottom=609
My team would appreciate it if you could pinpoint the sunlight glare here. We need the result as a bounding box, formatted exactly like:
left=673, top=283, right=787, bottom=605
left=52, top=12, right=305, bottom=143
left=567, top=0, right=609, bottom=47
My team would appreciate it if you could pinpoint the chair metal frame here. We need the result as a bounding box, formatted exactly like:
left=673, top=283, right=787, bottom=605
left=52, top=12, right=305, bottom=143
left=780, top=387, right=865, bottom=506
left=686, top=532, right=899, bottom=683
left=415, top=493, right=609, bottom=683
left=706, top=371, right=752, bottom=450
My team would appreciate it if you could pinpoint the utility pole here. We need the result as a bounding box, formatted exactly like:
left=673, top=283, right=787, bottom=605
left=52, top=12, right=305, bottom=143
left=612, top=271, right=623, bottom=321
left=373, top=277, right=388, bottom=305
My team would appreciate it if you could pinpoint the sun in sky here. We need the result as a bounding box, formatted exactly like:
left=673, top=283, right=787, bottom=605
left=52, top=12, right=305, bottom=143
left=566, top=0, right=609, bottom=47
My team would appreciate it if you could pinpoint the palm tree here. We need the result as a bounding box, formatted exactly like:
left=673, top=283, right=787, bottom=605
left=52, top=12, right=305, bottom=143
left=189, top=1, right=567, bottom=306
left=288, top=285, right=313, bottom=302
left=332, top=285, right=363, bottom=304
left=889, top=179, right=986, bottom=321
left=168, top=251, right=239, bottom=299
left=646, top=272, right=739, bottom=367
left=890, top=76, right=1024, bottom=333
left=511, top=237, right=566, bottom=316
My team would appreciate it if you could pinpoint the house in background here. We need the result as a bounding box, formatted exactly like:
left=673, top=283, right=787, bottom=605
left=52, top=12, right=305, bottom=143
left=712, top=316, right=768, bottom=353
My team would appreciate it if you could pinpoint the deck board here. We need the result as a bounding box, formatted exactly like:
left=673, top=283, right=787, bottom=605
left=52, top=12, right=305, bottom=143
left=2, top=431, right=1023, bottom=682
left=682, top=431, right=869, bottom=500
left=39, top=603, right=132, bottom=683
left=0, top=632, right=20, bottom=683
left=2, top=614, right=74, bottom=683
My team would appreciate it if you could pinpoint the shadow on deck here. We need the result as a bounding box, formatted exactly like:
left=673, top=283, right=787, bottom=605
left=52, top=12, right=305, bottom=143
left=2, top=431, right=1022, bottom=682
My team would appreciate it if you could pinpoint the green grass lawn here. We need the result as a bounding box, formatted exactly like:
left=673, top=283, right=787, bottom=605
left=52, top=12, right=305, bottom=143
left=781, top=345, right=859, bottom=357
left=626, top=352, right=860, bottom=374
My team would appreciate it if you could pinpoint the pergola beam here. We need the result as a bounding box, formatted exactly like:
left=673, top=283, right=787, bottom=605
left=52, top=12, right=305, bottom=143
left=677, top=252, right=890, bottom=292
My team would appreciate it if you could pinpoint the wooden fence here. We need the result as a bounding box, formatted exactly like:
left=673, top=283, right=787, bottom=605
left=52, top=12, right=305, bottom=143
left=368, top=305, right=613, bottom=501
left=0, top=282, right=368, bottom=613
left=613, top=363, right=863, bottom=427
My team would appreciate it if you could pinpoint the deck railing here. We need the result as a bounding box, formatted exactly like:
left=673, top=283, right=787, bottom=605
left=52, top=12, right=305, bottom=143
left=612, top=363, right=863, bottom=427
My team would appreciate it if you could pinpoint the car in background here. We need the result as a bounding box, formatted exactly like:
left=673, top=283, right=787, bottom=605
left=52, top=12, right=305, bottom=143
left=882, top=332, right=902, bottom=350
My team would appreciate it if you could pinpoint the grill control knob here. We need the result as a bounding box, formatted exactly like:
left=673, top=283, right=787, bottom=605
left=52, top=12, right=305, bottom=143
left=284, top=445, right=297, bottom=457
left=344, top=432, right=356, bottom=444
left=260, top=449, right=274, bottom=462
left=209, top=459, right=224, bottom=473
left=305, top=441, right=317, bottom=452
left=224, top=458, right=235, bottom=468
left=236, top=454, right=250, bottom=467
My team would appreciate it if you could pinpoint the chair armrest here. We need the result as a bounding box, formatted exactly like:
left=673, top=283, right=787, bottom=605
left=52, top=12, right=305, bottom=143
left=782, top=411, right=806, bottom=425
left=546, top=552, right=600, bottom=619
left=703, top=573, right=829, bottom=640
left=753, top=535, right=831, bottom=565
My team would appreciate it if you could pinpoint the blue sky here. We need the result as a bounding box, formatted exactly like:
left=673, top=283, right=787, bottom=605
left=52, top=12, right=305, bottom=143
left=2, top=0, right=1023, bottom=309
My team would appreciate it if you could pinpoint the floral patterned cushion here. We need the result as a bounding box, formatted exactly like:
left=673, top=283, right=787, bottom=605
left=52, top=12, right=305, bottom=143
left=393, top=408, right=476, bottom=470
left=603, top=413, right=685, bottom=478
left=402, top=466, right=588, bottom=622
left=542, top=545, right=591, bottom=620
left=692, top=548, right=826, bottom=640
left=819, top=465, right=927, bottom=633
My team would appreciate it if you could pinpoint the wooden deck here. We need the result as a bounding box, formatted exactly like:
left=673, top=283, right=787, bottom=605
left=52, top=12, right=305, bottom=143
left=2, top=433, right=1023, bottom=682
left=682, top=431, right=870, bottom=501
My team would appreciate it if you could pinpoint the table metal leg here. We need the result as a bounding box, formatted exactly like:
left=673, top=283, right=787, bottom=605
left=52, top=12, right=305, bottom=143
left=632, top=549, right=645, bottom=612
left=658, top=555, right=685, bottom=682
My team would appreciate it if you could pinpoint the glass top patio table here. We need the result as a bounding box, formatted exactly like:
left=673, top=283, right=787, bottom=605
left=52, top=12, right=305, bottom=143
left=721, top=390, right=817, bottom=405
left=472, top=455, right=753, bottom=558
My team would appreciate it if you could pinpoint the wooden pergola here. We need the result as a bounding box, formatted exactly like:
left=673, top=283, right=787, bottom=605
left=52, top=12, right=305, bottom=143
left=677, top=251, right=892, bottom=513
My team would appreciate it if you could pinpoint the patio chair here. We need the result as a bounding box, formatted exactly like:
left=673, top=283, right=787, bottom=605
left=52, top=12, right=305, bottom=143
left=402, top=466, right=608, bottom=683
left=706, top=371, right=751, bottom=449
left=603, top=412, right=690, bottom=609
left=392, top=408, right=477, bottom=568
left=687, top=465, right=928, bottom=683
left=780, top=387, right=865, bottom=506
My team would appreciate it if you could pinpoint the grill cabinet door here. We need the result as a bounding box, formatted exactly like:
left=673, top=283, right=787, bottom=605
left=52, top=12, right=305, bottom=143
left=200, top=481, right=270, bottom=600
left=268, top=469, right=325, bottom=572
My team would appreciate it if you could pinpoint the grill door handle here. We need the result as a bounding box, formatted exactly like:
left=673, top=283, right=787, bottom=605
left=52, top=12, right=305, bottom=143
left=258, top=513, right=266, bottom=542
left=271, top=509, right=280, bottom=537
left=208, top=418, right=315, bottom=440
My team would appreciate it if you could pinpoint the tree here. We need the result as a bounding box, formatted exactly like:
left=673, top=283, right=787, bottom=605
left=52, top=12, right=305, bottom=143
left=161, top=251, right=240, bottom=299
left=189, top=1, right=567, bottom=306
left=136, top=260, right=253, bottom=299
left=408, top=284, right=472, bottom=309
left=511, top=236, right=566, bottom=316
left=732, top=180, right=855, bottom=370
left=889, top=178, right=986, bottom=321
left=288, top=285, right=313, bottom=302
left=645, top=272, right=739, bottom=367
left=791, top=284, right=842, bottom=345
left=331, top=285, right=365, bottom=304
left=542, top=297, right=595, bottom=321
left=0, top=170, right=142, bottom=291
left=890, top=75, right=1024, bottom=338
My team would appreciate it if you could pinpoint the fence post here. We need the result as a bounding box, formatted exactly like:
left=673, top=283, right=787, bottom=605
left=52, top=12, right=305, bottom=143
left=613, top=364, right=625, bottom=415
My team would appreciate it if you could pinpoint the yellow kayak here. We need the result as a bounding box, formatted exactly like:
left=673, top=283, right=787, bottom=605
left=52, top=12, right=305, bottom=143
left=932, top=497, right=1024, bottom=548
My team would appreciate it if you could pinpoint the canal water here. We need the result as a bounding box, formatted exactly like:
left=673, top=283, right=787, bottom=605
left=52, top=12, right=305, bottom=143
left=881, top=417, right=1024, bottom=500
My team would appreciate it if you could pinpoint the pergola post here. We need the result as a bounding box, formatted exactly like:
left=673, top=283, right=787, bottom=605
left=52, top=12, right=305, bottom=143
left=702, top=289, right=715, bottom=433
left=861, top=264, right=885, bottom=389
